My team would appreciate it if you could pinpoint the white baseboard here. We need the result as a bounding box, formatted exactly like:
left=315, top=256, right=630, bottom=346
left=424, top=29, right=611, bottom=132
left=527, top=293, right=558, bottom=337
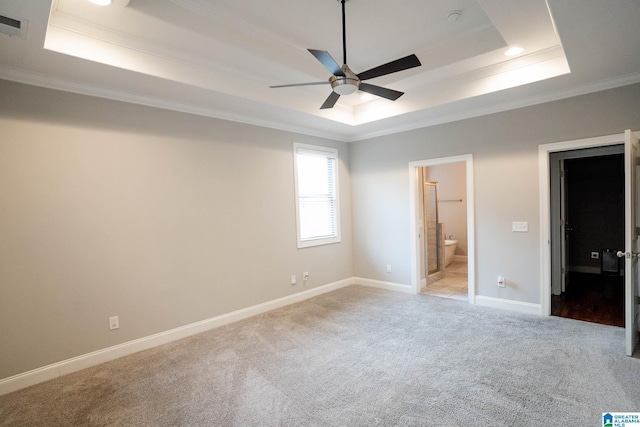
left=568, top=265, right=601, bottom=274
left=354, top=277, right=416, bottom=294
left=475, top=295, right=542, bottom=315
left=0, top=278, right=355, bottom=396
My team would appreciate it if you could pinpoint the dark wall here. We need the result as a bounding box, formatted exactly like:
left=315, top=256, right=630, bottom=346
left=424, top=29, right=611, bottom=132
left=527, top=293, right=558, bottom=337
left=566, top=154, right=624, bottom=271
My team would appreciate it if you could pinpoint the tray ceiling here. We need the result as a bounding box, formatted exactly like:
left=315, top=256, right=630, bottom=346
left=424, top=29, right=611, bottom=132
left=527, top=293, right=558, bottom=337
left=0, top=0, right=639, bottom=141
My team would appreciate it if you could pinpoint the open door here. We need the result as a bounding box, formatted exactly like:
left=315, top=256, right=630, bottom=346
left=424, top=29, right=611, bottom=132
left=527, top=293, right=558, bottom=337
left=559, top=160, right=568, bottom=294
left=624, top=129, right=640, bottom=356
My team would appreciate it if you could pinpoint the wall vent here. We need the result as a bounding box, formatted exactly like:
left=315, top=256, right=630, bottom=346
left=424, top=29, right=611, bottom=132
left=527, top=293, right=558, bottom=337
left=0, top=14, right=27, bottom=38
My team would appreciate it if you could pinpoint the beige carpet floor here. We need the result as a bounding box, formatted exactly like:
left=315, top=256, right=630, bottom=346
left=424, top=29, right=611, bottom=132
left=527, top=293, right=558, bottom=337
left=1, top=285, right=639, bottom=426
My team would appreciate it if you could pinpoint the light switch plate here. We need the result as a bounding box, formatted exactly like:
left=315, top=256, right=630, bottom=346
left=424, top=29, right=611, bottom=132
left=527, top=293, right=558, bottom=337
left=512, top=221, right=528, bottom=232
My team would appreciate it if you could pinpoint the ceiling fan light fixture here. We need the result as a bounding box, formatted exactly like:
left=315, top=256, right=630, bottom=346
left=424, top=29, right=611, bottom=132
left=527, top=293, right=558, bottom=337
left=330, top=76, right=360, bottom=95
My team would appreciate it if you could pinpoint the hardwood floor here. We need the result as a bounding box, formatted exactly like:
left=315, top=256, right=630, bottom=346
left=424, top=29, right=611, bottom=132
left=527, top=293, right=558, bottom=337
left=551, top=272, right=624, bottom=327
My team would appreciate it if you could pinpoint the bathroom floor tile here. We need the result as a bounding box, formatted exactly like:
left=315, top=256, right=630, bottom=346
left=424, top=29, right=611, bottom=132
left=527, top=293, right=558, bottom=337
left=422, top=261, right=468, bottom=301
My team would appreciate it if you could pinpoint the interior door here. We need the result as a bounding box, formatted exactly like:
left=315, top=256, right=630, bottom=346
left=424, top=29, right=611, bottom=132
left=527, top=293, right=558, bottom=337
left=624, top=129, right=640, bottom=356
left=560, top=160, right=568, bottom=293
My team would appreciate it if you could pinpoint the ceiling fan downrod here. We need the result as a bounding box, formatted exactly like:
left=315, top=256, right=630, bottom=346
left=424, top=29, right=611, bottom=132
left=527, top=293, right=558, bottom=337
left=341, top=0, right=347, bottom=65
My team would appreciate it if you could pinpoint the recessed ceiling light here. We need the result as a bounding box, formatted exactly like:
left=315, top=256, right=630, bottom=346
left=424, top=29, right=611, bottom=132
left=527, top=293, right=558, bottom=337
left=89, top=0, right=112, bottom=5
left=505, top=46, right=524, bottom=56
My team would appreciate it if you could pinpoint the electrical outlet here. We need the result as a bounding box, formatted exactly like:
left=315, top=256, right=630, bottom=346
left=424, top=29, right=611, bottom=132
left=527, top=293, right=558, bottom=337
left=290, top=275, right=296, bottom=285
left=303, top=272, right=309, bottom=281
left=109, top=316, right=119, bottom=330
left=386, top=264, right=392, bottom=273
left=497, top=276, right=506, bottom=287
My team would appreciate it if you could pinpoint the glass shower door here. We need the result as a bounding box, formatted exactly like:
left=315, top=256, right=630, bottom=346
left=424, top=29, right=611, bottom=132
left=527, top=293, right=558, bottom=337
left=424, top=181, right=440, bottom=275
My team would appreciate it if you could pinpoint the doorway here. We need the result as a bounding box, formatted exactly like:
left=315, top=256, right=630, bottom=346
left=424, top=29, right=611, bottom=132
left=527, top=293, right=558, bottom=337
left=540, top=130, right=640, bottom=356
left=409, top=154, right=475, bottom=301
left=538, top=129, right=640, bottom=356
left=418, top=164, right=468, bottom=299
left=549, top=147, right=624, bottom=326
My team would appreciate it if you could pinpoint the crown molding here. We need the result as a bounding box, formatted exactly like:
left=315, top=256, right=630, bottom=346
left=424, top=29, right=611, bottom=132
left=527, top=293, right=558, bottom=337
left=348, top=72, right=640, bottom=142
left=0, top=65, right=350, bottom=142
left=5, top=57, right=639, bottom=144
left=3, top=63, right=638, bottom=143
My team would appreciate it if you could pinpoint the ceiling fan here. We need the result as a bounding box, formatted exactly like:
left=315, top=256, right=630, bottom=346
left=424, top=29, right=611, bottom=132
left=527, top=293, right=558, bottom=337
left=270, top=0, right=422, bottom=109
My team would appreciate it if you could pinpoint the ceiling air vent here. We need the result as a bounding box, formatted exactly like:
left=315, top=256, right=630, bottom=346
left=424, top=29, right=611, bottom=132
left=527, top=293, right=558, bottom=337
left=0, top=14, right=27, bottom=38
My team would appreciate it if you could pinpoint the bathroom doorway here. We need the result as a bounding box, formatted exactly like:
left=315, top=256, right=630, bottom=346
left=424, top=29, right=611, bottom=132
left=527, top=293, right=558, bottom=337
left=409, top=155, right=475, bottom=302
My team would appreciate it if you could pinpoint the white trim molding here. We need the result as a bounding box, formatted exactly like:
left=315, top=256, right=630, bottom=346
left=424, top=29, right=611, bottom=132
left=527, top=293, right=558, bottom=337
left=354, top=277, right=416, bottom=294
left=408, top=154, right=476, bottom=303
left=0, top=277, right=356, bottom=396
left=475, top=295, right=542, bottom=315
left=538, top=133, right=625, bottom=316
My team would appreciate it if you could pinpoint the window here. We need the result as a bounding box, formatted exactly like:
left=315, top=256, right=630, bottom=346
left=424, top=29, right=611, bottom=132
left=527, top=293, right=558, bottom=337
left=293, top=143, right=340, bottom=248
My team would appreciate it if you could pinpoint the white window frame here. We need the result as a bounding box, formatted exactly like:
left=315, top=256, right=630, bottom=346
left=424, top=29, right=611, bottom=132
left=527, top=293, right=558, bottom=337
left=293, top=142, right=341, bottom=248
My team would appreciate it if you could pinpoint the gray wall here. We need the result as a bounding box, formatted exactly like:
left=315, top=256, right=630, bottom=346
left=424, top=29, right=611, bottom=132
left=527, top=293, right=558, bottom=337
left=3, top=77, right=640, bottom=381
left=351, top=83, right=640, bottom=304
left=0, top=80, right=353, bottom=379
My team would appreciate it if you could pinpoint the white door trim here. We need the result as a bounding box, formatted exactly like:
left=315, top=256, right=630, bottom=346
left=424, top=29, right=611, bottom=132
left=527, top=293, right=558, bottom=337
left=624, top=129, right=640, bottom=356
left=408, top=154, right=475, bottom=302
left=538, top=133, right=625, bottom=316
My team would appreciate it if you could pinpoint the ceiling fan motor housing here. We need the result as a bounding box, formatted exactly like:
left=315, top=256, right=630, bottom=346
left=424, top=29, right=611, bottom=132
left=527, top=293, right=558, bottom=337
left=330, top=64, right=360, bottom=95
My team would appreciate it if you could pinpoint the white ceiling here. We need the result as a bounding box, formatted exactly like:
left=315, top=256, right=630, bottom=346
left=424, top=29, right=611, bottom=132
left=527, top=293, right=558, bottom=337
left=0, top=0, right=639, bottom=141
